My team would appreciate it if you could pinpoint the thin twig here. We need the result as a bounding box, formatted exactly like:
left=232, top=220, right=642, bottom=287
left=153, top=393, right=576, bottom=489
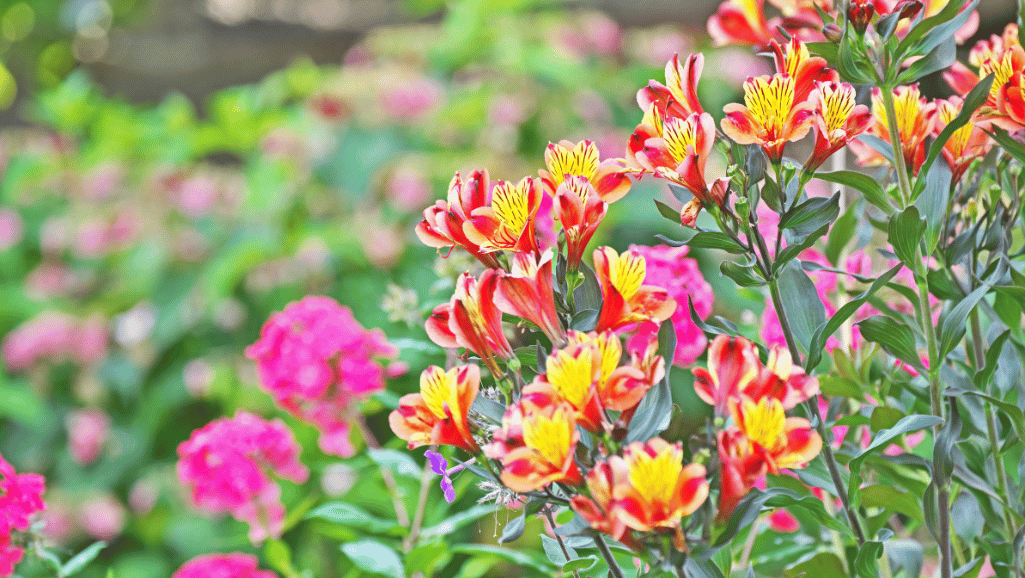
left=355, top=416, right=411, bottom=528
left=403, top=450, right=436, bottom=552
left=593, top=533, right=626, bottom=578
left=542, top=507, right=581, bottom=578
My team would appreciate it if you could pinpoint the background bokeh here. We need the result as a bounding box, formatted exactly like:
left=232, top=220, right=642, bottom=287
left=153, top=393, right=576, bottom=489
left=0, top=0, right=1018, bottom=576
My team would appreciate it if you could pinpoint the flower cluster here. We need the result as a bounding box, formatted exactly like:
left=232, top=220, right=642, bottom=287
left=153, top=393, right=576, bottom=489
left=176, top=412, right=309, bottom=543
left=0, top=454, right=46, bottom=577
left=1, top=311, right=108, bottom=372
left=173, top=553, right=278, bottom=578
left=246, top=296, right=405, bottom=457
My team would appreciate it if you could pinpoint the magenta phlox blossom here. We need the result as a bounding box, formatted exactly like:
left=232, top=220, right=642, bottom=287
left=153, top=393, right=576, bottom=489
left=173, top=553, right=278, bottom=578
left=0, top=453, right=46, bottom=576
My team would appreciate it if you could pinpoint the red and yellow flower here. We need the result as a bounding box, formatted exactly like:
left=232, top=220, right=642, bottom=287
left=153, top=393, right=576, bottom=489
left=748, top=347, right=820, bottom=410
left=553, top=176, right=607, bottom=272
left=568, top=330, right=655, bottom=412
left=934, top=97, right=991, bottom=182
left=522, top=340, right=606, bottom=432
left=495, top=250, right=566, bottom=346
left=707, top=0, right=773, bottom=47
left=594, top=247, right=676, bottom=332
left=389, top=364, right=480, bottom=452
left=637, top=53, right=706, bottom=120
left=944, top=24, right=1021, bottom=97
left=492, top=401, right=584, bottom=493
left=415, top=170, right=501, bottom=268
left=852, top=85, right=935, bottom=175
left=425, top=271, right=513, bottom=376
left=540, top=140, right=631, bottom=203
left=716, top=428, right=770, bottom=521
left=570, top=461, right=633, bottom=544
left=721, top=74, right=815, bottom=162
left=611, top=439, right=709, bottom=548
left=805, top=81, right=873, bottom=172
left=463, top=177, right=543, bottom=254
left=769, top=38, right=837, bottom=104
left=730, top=396, right=822, bottom=474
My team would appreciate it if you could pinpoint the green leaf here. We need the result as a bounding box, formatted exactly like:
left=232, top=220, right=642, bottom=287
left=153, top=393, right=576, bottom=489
left=779, top=192, right=840, bottom=242
left=784, top=553, right=847, bottom=578
left=916, top=74, right=994, bottom=192
left=838, top=34, right=875, bottom=84
left=450, top=544, right=546, bottom=568
left=895, top=0, right=978, bottom=60
left=762, top=490, right=847, bottom=532
left=541, top=535, right=576, bottom=566
left=684, top=558, right=726, bottom=578
left=887, top=539, right=924, bottom=578
left=952, top=389, right=1025, bottom=440
left=870, top=406, right=905, bottom=432
left=572, top=263, right=602, bottom=312
left=685, top=231, right=746, bottom=254
left=857, top=315, right=924, bottom=370
left=896, top=35, right=956, bottom=84
left=654, top=198, right=679, bottom=222
left=825, top=202, right=859, bottom=266
left=854, top=540, right=885, bottom=578
left=860, top=485, right=924, bottom=521
left=498, top=511, right=526, bottom=544
left=913, top=161, right=951, bottom=255
left=305, top=502, right=400, bottom=534
left=721, top=260, right=765, bottom=287
left=774, top=222, right=831, bottom=274
left=815, top=170, right=893, bottom=213
left=973, top=330, right=1011, bottom=389
left=988, top=127, right=1025, bottom=164
left=887, top=206, right=925, bottom=265
left=849, top=415, right=943, bottom=480
left=265, top=539, right=298, bottom=578
left=625, top=378, right=672, bottom=443
left=563, top=556, right=598, bottom=573
left=937, top=285, right=989, bottom=359
left=60, top=542, right=107, bottom=577
left=775, top=261, right=827, bottom=352
left=570, top=309, right=599, bottom=332
left=340, top=540, right=404, bottom=578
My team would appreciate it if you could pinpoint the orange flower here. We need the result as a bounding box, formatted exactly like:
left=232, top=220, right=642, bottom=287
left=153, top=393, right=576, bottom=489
left=708, top=0, right=772, bottom=47
left=769, top=38, right=837, bottom=104
left=570, top=461, right=633, bottom=544
left=631, top=111, right=720, bottom=199
left=944, top=24, right=1021, bottom=97
left=721, top=74, right=815, bottom=162
left=805, top=81, right=873, bottom=172
left=553, top=176, right=608, bottom=272
left=612, top=439, right=709, bottom=546
left=730, top=396, right=822, bottom=474
left=540, top=140, right=631, bottom=203
left=415, top=170, right=501, bottom=269
left=934, top=97, right=991, bottom=182
left=463, top=177, right=543, bottom=254
left=495, top=250, right=566, bottom=346
left=717, top=428, right=770, bottom=521
left=493, top=401, right=584, bottom=493
left=522, top=340, right=607, bottom=432
left=594, top=247, right=676, bottom=332
left=974, top=45, right=1025, bottom=132
left=426, top=271, right=513, bottom=376
left=389, top=365, right=480, bottom=452
left=852, top=85, right=935, bottom=175
left=637, top=53, right=705, bottom=120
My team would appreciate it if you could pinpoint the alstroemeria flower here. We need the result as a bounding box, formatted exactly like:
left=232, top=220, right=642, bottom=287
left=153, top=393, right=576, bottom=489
left=692, top=335, right=763, bottom=416
left=389, top=365, right=481, bottom=453
left=569, top=461, right=632, bottom=544
left=717, top=428, right=770, bottom=521
left=722, top=74, right=815, bottom=162
left=553, top=176, right=607, bottom=272
left=495, top=402, right=584, bottom=493
left=769, top=38, right=837, bottom=104
left=612, top=439, right=709, bottom=549
left=637, top=53, right=705, bottom=119
left=708, top=0, right=773, bottom=47
left=974, top=46, right=1025, bottom=133
left=944, top=24, right=1021, bottom=97
left=426, top=271, right=513, bottom=376
left=749, top=347, right=820, bottom=410
left=805, top=81, right=873, bottom=172
left=632, top=112, right=719, bottom=196
left=567, top=330, right=654, bottom=412
left=463, top=177, right=543, bottom=254
left=852, top=85, right=935, bottom=175
left=731, top=396, right=822, bottom=473
left=594, top=247, right=677, bottom=332
left=495, top=250, right=565, bottom=346
left=539, top=140, right=631, bottom=203
left=522, top=340, right=606, bottom=432
left=415, top=170, right=501, bottom=269
left=934, top=97, right=991, bottom=182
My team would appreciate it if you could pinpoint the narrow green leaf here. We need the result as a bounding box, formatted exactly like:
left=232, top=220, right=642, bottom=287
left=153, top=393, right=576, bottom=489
left=778, top=192, right=840, bottom=241
left=857, top=315, right=924, bottom=370
left=654, top=198, right=680, bottom=222
left=685, top=231, right=746, bottom=254
left=498, top=511, right=526, bottom=544
left=916, top=74, right=994, bottom=191
left=974, top=330, right=1011, bottom=389
left=825, top=203, right=859, bottom=266
left=849, top=415, right=943, bottom=478
left=938, top=285, right=989, bottom=359
left=815, top=170, right=893, bottom=212
left=60, top=542, right=107, bottom=577
left=887, top=206, right=925, bottom=265
left=896, top=35, right=956, bottom=84
left=775, top=261, right=827, bottom=352
left=721, top=260, right=766, bottom=287
left=340, top=540, right=404, bottom=578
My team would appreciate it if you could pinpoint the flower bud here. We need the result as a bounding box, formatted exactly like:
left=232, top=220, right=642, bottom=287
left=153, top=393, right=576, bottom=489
left=848, top=0, right=875, bottom=34
left=823, top=23, right=843, bottom=43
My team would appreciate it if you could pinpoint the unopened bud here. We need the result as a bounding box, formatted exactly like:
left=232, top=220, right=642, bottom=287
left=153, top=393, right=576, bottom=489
left=823, top=23, right=843, bottom=43
left=692, top=448, right=712, bottom=467
left=893, top=0, right=923, bottom=20
left=848, top=0, right=875, bottom=34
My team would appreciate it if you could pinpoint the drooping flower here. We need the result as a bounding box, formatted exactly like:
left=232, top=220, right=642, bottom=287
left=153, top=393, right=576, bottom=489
left=805, top=81, right=873, bottom=172
left=492, top=402, right=583, bottom=493
left=176, top=412, right=309, bottom=543
left=463, top=177, right=543, bottom=254
left=390, top=365, right=481, bottom=453
left=554, top=176, right=608, bottom=271
left=539, top=140, right=631, bottom=203
left=426, top=271, right=514, bottom=376
left=933, top=96, right=992, bottom=182
left=612, top=439, right=709, bottom=549
left=852, top=85, right=935, bottom=175
left=722, top=74, right=816, bottom=162
left=717, top=428, right=770, bottom=521
left=494, top=250, right=565, bottom=345
left=594, top=247, right=676, bottom=332
left=246, top=296, right=402, bottom=458
left=636, top=53, right=706, bottom=119
left=415, top=170, right=501, bottom=269
left=622, top=244, right=714, bottom=368
left=173, top=553, right=278, bottom=578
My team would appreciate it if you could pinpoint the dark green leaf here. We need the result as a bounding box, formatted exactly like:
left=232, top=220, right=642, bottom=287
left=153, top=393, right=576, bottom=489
left=654, top=198, right=680, bottom=222
left=625, top=379, right=673, bottom=443
left=815, top=170, right=894, bottom=212
left=472, top=394, right=507, bottom=423
left=685, top=231, right=746, bottom=254
left=974, top=330, right=1011, bottom=389
left=895, top=0, right=978, bottom=59
left=887, top=206, right=925, bottom=265
left=932, top=399, right=962, bottom=485
left=784, top=553, right=846, bottom=578
left=870, top=406, right=905, bottom=432
left=913, top=161, right=951, bottom=255
left=854, top=540, right=884, bottom=578
left=825, top=202, right=859, bottom=266
left=570, top=309, right=598, bottom=332
left=573, top=263, right=602, bottom=312
left=849, top=414, right=943, bottom=481
left=775, top=261, right=827, bottom=352
left=861, top=485, right=924, bottom=521
left=988, top=127, right=1025, bottom=164
left=541, top=535, right=576, bottom=566
left=721, top=260, right=766, bottom=287
left=774, top=222, right=830, bottom=274
left=684, top=558, right=726, bottom=578
left=779, top=192, right=840, bottom=241
left=499, top=511, right=526, bottom=544
left=654, top=234, right=686, bottom=247
left=563, top=556, right=597, bottom=573
left=656, top=317, right=677, bottom=385
left=897, top=35, right=956, bottom=84
left=938, top=284, right=989, bottom=359
left=856, top=315, right=924, bottom=370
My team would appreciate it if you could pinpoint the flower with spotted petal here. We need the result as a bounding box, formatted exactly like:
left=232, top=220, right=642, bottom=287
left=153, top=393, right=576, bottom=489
left=463, top=177, right=543, bottom=254
left=415, top=170, right=501, bottom=268
left=389, top=365, right=481, bottom=453
left=492, top=401, right=584, bottom=493
left=540, top=140, right=631, bottom=203
left=805, top=81, right=873, bottom=172
left=594, top=247, right=676, bottom=332
left=722, top=74, right=815, bottom=162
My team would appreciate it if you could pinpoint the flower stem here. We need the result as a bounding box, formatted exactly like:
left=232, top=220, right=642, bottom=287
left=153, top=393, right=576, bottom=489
left=593, top=533, right=626, bottom=578
left=402, top=453, right=436, bottom=552
left=355, top=416, right=411, bottom=528
left=767, top=279, right=867, bottom=546
left=543, top=508, right=581, bottom=578
left=880, top=86, right=914, bottom=208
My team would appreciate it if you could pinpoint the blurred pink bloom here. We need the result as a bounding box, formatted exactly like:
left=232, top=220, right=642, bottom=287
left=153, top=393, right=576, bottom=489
left=622, top=244, right=713, bottom=367
left=709, top=47, right=772, bottom=85
left=76, top=316, right=109, bottom=366
left=380, top=77, right=441, bottom=120
left=0, top=453, right=47, bottom=577
left=81, top=163, right=124, bottom=202
left=645, top=31, right=695, bottom=67
left=77, top=494, right=125, bottom=541
left=582, top=13, right=623, bottom=56
left=174, top=553, right=278, bottom=578
left=388, top=167, right=431, bottom=212
left=66, top=409, right=111, bottom=466
left=183, top=359, right=215, bottom=398
left=73, top=219, right=109, bottom=259
left=39, top=217, right=71, bottom=255
left=177, top=412, right=309, bottom=543
left=129, top=479, right=159, bottom=516
left=357, top=218, right=405, bottom=270
left=177, top=175, right=218, bottom=218
left=0, top=209, right=23, bottom=251
left=768, top=509, right=800, bottom=533
left=246, top=297, right=401, bottom=457
left=2, top=312, right=107, bottom=372
left=25, top=262, right=82, bottom=299
left=488, top=94, right=528, bottom=127
left=40, top=499, right=76, bottom=546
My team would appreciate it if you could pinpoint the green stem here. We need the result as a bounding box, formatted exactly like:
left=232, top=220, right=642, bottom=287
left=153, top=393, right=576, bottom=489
left=593, top=533, right=626, bottom=578
left=880, top=86, right=914, bottom=208
left=768, top=279, right=867, bottom=546
left=542, top=508, right=581, bottom=578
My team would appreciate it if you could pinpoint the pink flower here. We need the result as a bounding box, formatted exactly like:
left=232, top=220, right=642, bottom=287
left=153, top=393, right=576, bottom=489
left=622, top=244, right=713, bottom=367
left=77, top=495, right=125, bottom=541
left=177, top=412, right=309, bottom=543
left=0, top=209, right=23, bottom=251
left=388, top=167, right=431, bottom=212
left=173, top=553, right=278, bottom=578
left=66, top=409, right=111, bottom=466
left=246, top=296, right=401, bottom=457
left=1, top=312, right=108, bottom=372
left=0, top=452, right=46, bottom=577
left=768, top=509, right=800, bottom=533
left=380, top=77, right=442, bottom=120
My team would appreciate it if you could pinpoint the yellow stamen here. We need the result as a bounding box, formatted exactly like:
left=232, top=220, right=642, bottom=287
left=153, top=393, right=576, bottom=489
left=546, top=347, right=596, bottom=408
left=642, top=103, right=664, bottom=136
left=739, top=397, right=786, bottom=451
left=627, top=444, right=683, bottom=505
left=609, top=250, right=647, bottom=300
left=820, top=84, right=856, bottom=135
left=491, top=181, right=530, bottom=234
left=980, top=51, right=1018, bottom=100
left=744, top=76, right=795, bottom=134
left=421, top=366, right=454, bottom=419
left=522, top=407, right=573, bottom=466
left=662, top=117, right=698, bottom=163
left=547, top=141, right=599, bottom=181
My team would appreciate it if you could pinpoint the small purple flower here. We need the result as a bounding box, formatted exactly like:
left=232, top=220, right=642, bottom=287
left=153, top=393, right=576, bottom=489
left=425, top=450, right=447, bottom=475
left=425, top=450, right=466, bottom=503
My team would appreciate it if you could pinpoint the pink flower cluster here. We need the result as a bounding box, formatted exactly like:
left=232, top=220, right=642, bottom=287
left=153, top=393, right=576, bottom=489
left=246, top=296, right=403, bottom=457
left=66, top=409, right=111, bottom=466
left=177, top=412, right=309, bottom=543
left=173, top=553, right=278, bottom=578
left=623, top=244, right=714, bottom=367
left=0, top=453, right=46, bottom=577
left=1, top=312, right=108, bottom=372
